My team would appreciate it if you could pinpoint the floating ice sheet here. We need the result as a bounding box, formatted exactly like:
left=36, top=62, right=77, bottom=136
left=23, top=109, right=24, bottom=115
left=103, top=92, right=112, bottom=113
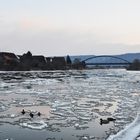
left=107, top=114, right=140, bottom=140
left=20, top=120, right=48, bottom=130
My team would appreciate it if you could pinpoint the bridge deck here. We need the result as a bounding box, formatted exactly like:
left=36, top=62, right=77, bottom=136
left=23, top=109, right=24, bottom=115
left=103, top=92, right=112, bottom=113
left=86, top=63, right=131, bottom=65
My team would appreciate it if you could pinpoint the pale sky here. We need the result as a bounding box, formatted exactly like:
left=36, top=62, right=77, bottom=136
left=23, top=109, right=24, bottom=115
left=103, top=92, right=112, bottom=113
left=0, top=0, right=140, bottom=56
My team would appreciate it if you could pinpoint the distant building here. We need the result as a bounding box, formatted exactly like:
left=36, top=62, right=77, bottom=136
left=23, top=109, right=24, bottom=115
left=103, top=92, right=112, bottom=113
left=19, top=51, right=33, bottom=70
left=32, top=56, right=47, bottom=70
left=0, top=52, right=20, bottom=70
left=0, top=51, right=83, bottom=71
left=51, top=57, right=66, bottom=70
left=45, top=57, right=66, bottom=70
left=19, top=51, right=66, bottom=70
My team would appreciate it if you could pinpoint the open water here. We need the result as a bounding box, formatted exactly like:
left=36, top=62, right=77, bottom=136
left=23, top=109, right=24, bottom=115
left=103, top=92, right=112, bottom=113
left=0, top=69, right=140, bottom=140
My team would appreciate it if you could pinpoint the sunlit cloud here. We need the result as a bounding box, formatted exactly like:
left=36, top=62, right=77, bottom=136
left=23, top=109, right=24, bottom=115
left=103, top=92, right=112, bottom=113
left=17, top=17, right=49, bottom=31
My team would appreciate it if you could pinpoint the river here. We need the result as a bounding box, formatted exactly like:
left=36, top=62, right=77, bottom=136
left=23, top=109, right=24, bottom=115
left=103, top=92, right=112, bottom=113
left=0, top=69, right=140, bottom=140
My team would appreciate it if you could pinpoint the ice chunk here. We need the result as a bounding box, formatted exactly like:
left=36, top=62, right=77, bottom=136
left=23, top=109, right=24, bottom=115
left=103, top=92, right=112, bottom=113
left=20, top=120, right=48, bottom=130
left=19, top=102, right=35, bottom=106
left=74, top=123, right=80, bottom=129
left=74, top=123, right=89, bottom=130
left=81, top=136, right=89, bottom=140
left=136, top=136, right=140, bottom=140
left=107, top=114, right=140, bottom=140
left=0, top=103, right=8, bottom=112
left=10, top=114, right=16, bottom=118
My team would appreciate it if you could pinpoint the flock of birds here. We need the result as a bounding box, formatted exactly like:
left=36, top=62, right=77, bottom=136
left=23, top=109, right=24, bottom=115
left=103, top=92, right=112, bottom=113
left=21, top=109, right=116, bottom=125
left=21, top=109, right=41, bottom=118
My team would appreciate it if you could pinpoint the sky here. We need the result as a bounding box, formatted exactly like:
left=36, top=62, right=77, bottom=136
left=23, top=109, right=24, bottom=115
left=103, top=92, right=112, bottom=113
left=0, top=0, right=140, bottom=56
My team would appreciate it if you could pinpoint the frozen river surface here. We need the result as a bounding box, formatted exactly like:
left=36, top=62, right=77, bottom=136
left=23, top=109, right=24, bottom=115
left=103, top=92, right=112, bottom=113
left=0, top=69, right=140, bottom=140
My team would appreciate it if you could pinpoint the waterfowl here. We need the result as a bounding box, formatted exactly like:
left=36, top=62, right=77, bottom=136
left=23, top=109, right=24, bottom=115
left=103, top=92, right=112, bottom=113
left=21, top=109, right=25, bottom=115
left=37, top=112, right=41, bottom=116
left=100, top=118, right=109, bottom=125
left=29, top=112, right=34, bottom=118
left=107, top=117, right=116, bottom=121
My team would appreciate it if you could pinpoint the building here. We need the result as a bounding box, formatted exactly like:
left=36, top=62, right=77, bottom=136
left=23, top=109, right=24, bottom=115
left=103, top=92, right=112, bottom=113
left=0, top=52, right=20, bottom=70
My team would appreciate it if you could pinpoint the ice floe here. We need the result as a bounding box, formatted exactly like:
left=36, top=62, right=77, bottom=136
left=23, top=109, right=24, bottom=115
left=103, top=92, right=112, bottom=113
left=107, top=114, right=140, bottom=140
left=20, top=120, right=48, bottom=130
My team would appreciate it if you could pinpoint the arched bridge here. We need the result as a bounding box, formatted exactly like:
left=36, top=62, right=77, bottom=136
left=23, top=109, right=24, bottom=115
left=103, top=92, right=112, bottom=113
left=81, top=55, right=131, bottom=66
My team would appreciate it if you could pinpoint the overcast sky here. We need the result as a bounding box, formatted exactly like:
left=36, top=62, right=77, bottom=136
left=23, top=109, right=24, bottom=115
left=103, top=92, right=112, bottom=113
left=0, top=0, right=140, bottom=56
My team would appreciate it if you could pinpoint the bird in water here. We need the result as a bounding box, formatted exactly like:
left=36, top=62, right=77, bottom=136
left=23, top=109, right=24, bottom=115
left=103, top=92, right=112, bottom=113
left=37, top=112, right=41, bottom=116
left=107, top=117, right=116, bottom=122
left=29, top=112, right=34, bottom=118
left=21, top=109, right=25, bottom=115
left=100, top=118, right=109, bottom=125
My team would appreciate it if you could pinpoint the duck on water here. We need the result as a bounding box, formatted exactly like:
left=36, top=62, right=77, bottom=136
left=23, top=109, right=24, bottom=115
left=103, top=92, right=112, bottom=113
left=21, top=109, right=25, bottom=115
left=29, top=112, right=34, bottom=118
left=100, top=117, right=116, bottom=125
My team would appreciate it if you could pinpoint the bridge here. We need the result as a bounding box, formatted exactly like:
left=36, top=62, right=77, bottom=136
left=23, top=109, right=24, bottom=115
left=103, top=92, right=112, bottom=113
left=81, top=55, right=132, bottom=67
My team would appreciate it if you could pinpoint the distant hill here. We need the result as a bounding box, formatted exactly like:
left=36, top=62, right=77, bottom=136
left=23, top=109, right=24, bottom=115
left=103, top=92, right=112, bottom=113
left=116, top=53, right=140, bottom=62
left=69, top=53, right=140, bottom=63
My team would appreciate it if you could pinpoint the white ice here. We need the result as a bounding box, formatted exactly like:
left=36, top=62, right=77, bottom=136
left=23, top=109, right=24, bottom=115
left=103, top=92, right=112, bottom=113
left=20, top=120, right=48, bottom=130
left=107, top=114, right=140, bottom=140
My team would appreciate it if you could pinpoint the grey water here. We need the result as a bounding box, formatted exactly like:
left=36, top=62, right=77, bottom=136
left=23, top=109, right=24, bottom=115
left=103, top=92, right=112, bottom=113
left=0, top=69, right=140, bottom=140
